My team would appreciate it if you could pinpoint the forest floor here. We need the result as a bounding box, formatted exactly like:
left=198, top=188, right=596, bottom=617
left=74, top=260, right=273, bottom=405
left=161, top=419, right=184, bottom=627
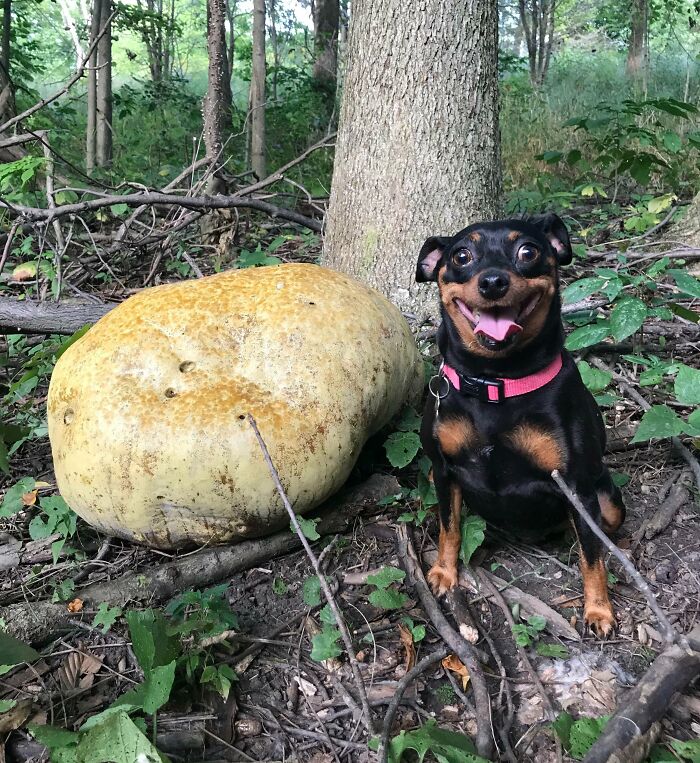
left=0, top=211, right=699, bottom=763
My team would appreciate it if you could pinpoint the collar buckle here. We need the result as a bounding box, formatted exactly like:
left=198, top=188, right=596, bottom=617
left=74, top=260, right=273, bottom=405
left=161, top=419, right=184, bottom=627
left=459, top=375, right=505, bottom=404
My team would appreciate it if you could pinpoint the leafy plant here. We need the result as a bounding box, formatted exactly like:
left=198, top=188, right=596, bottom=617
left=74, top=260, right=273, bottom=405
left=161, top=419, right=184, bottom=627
left=552, top=712, right=610, bottom=759
left=460, top=514, right=486, bottom=565
left=377, top=718, right=490, bottom=763
left=366, top=567, right=408, bottom=610
left=511, top=614, right=547, bottom=647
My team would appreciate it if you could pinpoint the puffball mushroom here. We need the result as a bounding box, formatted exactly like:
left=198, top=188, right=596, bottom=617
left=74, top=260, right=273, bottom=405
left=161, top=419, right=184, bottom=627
left=47, top=264, right=422, bottom=549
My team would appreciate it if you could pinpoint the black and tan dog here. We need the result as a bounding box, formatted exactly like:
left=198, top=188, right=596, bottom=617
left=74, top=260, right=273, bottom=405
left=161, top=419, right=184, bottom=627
left=416, top=213, right=624, bottom=636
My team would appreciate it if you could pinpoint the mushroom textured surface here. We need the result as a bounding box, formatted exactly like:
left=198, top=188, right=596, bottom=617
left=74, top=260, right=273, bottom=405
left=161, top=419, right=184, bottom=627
left=47, top=264, right=422, bottom=549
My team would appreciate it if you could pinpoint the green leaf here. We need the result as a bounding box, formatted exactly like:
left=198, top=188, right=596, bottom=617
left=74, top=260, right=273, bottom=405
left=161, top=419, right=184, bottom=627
left=29, top=724, right=79, bottom=750
left=527, top=615, right=547, bottom=631
left=272, top=577, right=287, bottom=595
left=565, top=322, right=610, bottom=350
left=0, top=632, right=40, bottom=671
left=369, top=588, right=408, bottom=610
left=577, top=361, right=611, bottom=393
left=551, top=713, right=574, bottom=747
left=384, top=431, right=421, bottom=468
left=125, top=609, right=179, bottom=672
left=671, top=739, right=700, bottom=762
left=366, top=567, right=406, bottom=589
left=674, top=364, right=700, bottom=405
left=302, top=576, right=322, bottom=607
left=396, top=407, right=421, bottom=432
left=0, top=699, right=16, bottom=712
left=647, top=194, right=675, bottom=214
left=661, top=131, right=682, bottom=154
left=319, top=603, right=336, bottom=625
left=561, top=277, right=607, bottom=305
left=294, top=515, right=320, bottom=541
left=537, top=150, right=564, bottom=164
left=387, top=718, right=488, bottom=763
left=114, top=661, right=176, bottom=715
left=311, top=625, right=342, bottom=661
left=631, top=405, right=686, bottom=443
left=669, top=269, right=700, bottom=299
left=110, top=203, right=129, bottom=217
left=569, top=716, right=609, bottom=759
left=92, top=603, right=123, bottom=634
left=459, top=514, right=486, bottom=565
left=0, top=439, right=8, bottom=475
left=76, top=710, right=163, bottom=762
left=536, top=642, right=569, bottom=659
left=0, top=477, right=36, bottom=518
left=668, top=302, right=700, bottom=324
left=609, top=296, right=647, bottom=341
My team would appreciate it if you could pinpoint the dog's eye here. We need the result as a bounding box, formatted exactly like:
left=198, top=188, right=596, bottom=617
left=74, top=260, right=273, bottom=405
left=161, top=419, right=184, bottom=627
left=517, top=245, right=539, bottom=264
left=452, top=249, right=473, bottom=267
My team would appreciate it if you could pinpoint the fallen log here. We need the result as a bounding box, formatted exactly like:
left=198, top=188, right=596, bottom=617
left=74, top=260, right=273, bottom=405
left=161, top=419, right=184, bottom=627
left=0, top=298, right=112, bottom=334
left=583, top=625, right=700, bottom=763
left=0, top=474, right=398, bottom=644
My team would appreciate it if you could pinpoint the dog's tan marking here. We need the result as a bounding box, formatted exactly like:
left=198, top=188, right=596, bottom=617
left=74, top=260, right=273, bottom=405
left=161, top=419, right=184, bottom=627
left=597, top=491, right=624, bottom=534
left=467, top=232, right=481, bottom=242
left=506, top=423, right=565, bottom=472
left=435, top=418, right=478, bottom=456
left=427, top=484, right=462, bottom=596
left=507, top=230, right=520, bottom=241
left=579, top=556, right=616, bottom=636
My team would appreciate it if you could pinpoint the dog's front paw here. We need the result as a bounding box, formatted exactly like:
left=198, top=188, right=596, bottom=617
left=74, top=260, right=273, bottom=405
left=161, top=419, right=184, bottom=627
left=427, top=563, right=459, bottom=596
left=584, top=601, right=616, bottom=638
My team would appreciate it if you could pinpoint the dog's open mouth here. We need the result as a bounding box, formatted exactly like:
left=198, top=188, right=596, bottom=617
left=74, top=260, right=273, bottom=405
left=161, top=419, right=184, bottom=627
left=455, top=293, right=542, bottom=350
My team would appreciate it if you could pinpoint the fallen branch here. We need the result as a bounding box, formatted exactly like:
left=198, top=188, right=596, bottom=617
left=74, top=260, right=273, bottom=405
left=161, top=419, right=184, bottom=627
left=0, top=190, right=322, bottom=232
left=247, top=414, right=376, bottom=736
left=0, top=473, right=399, bottom=644
left=551, top=469, right=686, bottom=650
left=582, top=625, right=700, bottom=763
left=396, top=524, right=495, bottom=760
left=643, top=481, right=689, bottom=539
left=0, top=298, right=112, bottom=334
left=378, top=647, right=449, bottom=762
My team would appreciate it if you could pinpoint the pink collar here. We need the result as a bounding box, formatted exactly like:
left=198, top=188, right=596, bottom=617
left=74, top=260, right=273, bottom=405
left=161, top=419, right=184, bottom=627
left=441, top=354, right=563, bottom=403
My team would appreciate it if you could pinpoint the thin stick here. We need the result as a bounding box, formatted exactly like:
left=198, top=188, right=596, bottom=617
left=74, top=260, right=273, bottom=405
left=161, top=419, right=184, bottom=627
left=396, top=524, right=495, bottom=760
left=378, top=647, right=449, bottom=762
left=551, top=469, right=688, bottom=651
left=246, top=414, right=376, bottom=735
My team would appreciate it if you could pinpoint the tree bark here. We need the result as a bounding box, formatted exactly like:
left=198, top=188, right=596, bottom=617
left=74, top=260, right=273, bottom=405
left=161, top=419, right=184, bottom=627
left=0, top=0, right=14, bottom=125
left=0, top=298, right=112, bottom=334
left=95, top=0, right=112, bottom=167
left=626, top=0, right=648, bottom=79
left=203, top=0, right=232, bottom=191
left=518, top=0, right=555, bottom=86
left=57, top=0, right=85, bottom=67
left=312, top=0, right=339, bottom=106
left=322, top=0, right=501, bottom=321
left=85, top=0, right=100, bottom=173
left=668, top=192, right=700, bottom=247
left=250, top=0, right=266, bottom=179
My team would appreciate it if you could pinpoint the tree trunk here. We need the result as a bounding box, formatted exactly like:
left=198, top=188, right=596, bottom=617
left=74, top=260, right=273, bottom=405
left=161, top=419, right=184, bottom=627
left=95, top=0, right=112, bottom=167
left=0, top=0, right=14, bottom=125
left=323, top=0, right=501, bottom=321
left=518, top=0, right=556, bottom=86
left=225, top=0, right=236, bottom=79
left=312, top=0, right=339, bottom=105
left=203, top=0, right=232, bottom=190
left=668, top=193, right=700, bottom=248
left=268, top=0, right=278, bottom=101
left=626, top=0, right=648, bottom=78
left=57, top=0, right=84, bottom=67
left=85, top=0, right=101, bottom=173
left=250, top=0, right=266, bottom=179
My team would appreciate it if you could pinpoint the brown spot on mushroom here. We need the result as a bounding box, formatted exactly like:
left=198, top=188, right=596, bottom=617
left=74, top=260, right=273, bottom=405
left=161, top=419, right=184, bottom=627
left=63, top=408, right=74, bottom=425
left=506, top=424, right=565, bottom=472
left=164, top=388, right=177, bottom=399
left=179, top=361, right=195, bottom=373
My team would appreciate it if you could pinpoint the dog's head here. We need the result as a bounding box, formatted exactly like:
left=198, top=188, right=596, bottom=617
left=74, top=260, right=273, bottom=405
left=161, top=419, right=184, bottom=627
left=416, top=214, right=572, bottom=357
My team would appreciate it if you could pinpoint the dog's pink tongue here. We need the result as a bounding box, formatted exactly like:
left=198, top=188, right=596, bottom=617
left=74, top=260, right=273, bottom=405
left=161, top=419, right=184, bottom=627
left=474, top=307, right=522, bottom=342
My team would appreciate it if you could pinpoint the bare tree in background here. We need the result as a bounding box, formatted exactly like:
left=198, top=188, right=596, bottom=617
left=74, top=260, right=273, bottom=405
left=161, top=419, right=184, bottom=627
left=203, top=0, right=233, bottom=192
left=135, top=0, right=177, bottom=82
left=250, top=0, right=266, bottom=179
left=518, top=0, right=555, bottom=86
left=0, top=0, right=15, bottom=124
left=57, top=0, right=85, bottom=67
left=86, top=0, right=113, bottom=172
left=626, top=0, right=648, bottom=80
left=323, top=0, right=501, bottom=320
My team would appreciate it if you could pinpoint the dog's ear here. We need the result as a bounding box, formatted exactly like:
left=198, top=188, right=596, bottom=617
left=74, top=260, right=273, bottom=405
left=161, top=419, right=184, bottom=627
left=533, top=213, right=573, bottom=266
left=416, top=236, right=450, bottom=282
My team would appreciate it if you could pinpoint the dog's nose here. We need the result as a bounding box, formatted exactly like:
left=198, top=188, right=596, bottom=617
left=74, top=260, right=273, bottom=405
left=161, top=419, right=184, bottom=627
left=478, top=270, right=510, bottom=300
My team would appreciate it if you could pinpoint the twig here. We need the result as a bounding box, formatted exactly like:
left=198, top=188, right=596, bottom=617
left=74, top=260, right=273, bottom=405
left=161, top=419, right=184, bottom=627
left=396, top=524, right=494, bottom=760
left=0, top=221, right=20, bottom=278
left=246, top=414, right=376, bottom=736
left=590, top=357, right=700, bottom=495
left=0, top=190, right=322, bottom=232
left=474, top=569, right=556, bottom=722
left=551, top=469, right=688, bottom=651
left=378, top=647, right=449, bottom=762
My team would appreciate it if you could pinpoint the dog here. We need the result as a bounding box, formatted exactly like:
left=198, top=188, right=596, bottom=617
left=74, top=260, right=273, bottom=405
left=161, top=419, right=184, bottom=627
left=416, top=213, right=625, bottom=636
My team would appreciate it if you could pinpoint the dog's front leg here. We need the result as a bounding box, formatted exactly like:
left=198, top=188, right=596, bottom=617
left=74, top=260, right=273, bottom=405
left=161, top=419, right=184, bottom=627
left=570, top=492, right=616, bottom=637
left=427, top=468, right=463, bottom=596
